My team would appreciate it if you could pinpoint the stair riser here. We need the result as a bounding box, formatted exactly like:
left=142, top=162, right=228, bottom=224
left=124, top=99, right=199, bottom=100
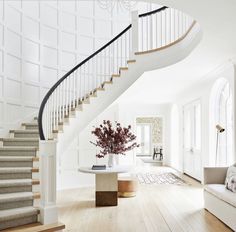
left=23, top=125, right=38, bottom=130
left=0, top=200, right=33, bottom=210
left=2, top=141, right=39, bottom=147
left=0, top=186, right=32, bottom=194
left=0, top=173, right=32, bottom=180
left=0, top=150, right=37, bottom=157
left=12, top=133, right=39, bottom=138
left=0, top=161, right=33, bottom=167
left=0, top=215, right=38, bottom=230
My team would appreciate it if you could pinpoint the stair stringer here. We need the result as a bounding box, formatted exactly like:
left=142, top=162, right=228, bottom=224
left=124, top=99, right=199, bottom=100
left=55, top=22, right=202, bottom=174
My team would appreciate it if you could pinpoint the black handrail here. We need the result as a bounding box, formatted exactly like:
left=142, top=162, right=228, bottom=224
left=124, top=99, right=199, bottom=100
left=139, top=6, right=167, bottom=18
left=38, top=6, right=168, bottom=140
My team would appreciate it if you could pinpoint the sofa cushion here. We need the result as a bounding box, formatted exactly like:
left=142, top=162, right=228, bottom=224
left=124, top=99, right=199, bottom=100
left=205, top=184, right=236, bottom=207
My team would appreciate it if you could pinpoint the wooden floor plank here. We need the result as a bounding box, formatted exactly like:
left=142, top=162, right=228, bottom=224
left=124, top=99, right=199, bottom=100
left=57, top=166, right=232, bottom=232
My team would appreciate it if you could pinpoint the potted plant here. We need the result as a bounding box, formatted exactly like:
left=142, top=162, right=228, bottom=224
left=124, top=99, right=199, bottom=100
left=90, top=120, right=139, bottom=167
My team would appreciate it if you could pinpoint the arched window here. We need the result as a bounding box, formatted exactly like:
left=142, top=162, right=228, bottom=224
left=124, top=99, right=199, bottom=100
left=210, top=78, right=233, bottom=166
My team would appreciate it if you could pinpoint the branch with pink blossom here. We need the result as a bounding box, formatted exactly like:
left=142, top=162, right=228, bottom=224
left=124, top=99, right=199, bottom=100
left=90, top=120, right=139, bottom=158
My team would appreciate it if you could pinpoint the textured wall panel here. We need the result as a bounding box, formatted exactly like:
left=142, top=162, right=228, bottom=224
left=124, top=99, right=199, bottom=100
left=0, top=76, right=3, bottom=98
left=7, top=1, right=21, bottom=9
left=45, top=1, right=58, bottom=8
left=95, top=38, right=109, bottom=51
left=5, top=79, right=21, bottom=99
left=0, top=1, right=3, bottom=21
left=22, top=17, right=39, bottom=41
left=41, top=87, right=50, bottom=100
left=78, top=1, right=93, bottom=17
left=23, top=105, right=39, bottom=117
left=113, top=21, right=130, bottom=36
left=61, top=12, right=76, bottom=32
left=61, top=32, right=76, bottom=52
left=78, top=17, right=93, bottom=36
left=41, top=66, right=58, bottom=87
left=95, top=4, right=110, bottom=18
left=42, top=26, right=58, bottom=48
left=0, top=25, right=3, bottom=47
left=22, top=61, right=39, bottom=83
left=78, top=36, right=93, bottom=55
left=0, top=51, right=3, bottom=73
left=5, top=54, right=21, bottom=80
left=22, top=1, right=39, bottom=18
left=22, top=39, right=40, bottom=62
left=61, top=51, right=76, bottom=71
left=6, top=103, right=22, bottom=123
left=41, top=4, right=58, bottom=27
left=5, top=5, right=21, bottom=32
left=60, top=2, right=76, bottom=13
left=0, top=0, right=133, bottom=137
left=42, top=46, right=57, bottom=67
left=95, top=20, right=111, bottom=37
left=0, top=102, right=3, bottom=121
left=6, top=30, right=21, bottom=57
left=23, top=84, right=39, bottom=104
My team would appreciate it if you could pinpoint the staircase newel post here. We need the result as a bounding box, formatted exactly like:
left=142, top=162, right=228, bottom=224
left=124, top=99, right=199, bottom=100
left=131, top=10, right=139, bottom=59
left=39, top=140, right=58, bottom=224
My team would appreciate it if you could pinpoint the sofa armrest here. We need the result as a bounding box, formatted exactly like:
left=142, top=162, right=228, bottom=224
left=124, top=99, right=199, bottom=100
left=203, top=167, right=228, bottom=185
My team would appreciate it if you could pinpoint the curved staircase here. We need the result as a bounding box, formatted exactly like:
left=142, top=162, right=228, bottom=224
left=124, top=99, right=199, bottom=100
left=0, top=6, right=201, bottom=231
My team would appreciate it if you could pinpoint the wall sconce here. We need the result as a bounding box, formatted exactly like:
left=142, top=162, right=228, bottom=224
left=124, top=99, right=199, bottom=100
left=215, top=124, right=225, bottom=166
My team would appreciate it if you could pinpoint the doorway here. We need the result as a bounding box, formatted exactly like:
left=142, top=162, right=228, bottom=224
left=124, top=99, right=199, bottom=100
left=136, top=123, right=152, bottom=156
left=183, top=100, right=202, bottom=180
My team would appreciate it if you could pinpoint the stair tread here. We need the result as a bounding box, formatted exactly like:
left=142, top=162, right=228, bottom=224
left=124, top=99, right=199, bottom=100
left=0, top=167, right=38, bottom=173
left=0, top=147, right=37, bottom=151
left=0, top=206, right=39, bottom=222
left=0, top=192, right=38, bottom=202
left=10, top=130, right=39, bottom=133
left=0, top=138, right=39, bottom=141
left=0, top=156, right=35, bottom=161
left=0, top=179, right=39, bottom=187
left=22, top=123, right=38, bottom=126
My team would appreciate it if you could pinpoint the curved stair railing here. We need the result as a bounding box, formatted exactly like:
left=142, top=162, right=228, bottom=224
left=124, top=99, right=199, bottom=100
left=38, top=6, right=195, bottom=141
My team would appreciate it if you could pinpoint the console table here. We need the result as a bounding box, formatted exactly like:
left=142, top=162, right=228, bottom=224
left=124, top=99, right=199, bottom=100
left=79, top=166, right=131, bottom=206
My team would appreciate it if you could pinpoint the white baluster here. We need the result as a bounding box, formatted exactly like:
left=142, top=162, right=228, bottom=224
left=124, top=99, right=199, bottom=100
left=116, top=40, right=119, bottom=74
left=79, top=67, right=82, bottom=101
left=95, top=57, right=97, bottom=90
left=124, top=33, right=127, bottom=66
left=83, top=64, right=86, bottom=99
left=150, top=15, right=153, bottom=49
left=108, top=46, right=111, bottom=80
left=131, top=11, right=138, bottom=56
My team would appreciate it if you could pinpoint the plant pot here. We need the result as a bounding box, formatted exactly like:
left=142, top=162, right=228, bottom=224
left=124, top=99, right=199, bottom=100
left=108, top=153, right=116, bottom=168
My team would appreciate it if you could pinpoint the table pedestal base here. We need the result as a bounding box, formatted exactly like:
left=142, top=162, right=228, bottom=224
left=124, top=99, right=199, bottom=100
left=96, top=191, right=117, bottom=206
left=95, top=173, right=118, bottom=207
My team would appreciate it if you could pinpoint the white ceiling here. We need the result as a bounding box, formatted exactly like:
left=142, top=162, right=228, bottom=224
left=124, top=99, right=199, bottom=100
left=116, top=0, right=236, bottom=104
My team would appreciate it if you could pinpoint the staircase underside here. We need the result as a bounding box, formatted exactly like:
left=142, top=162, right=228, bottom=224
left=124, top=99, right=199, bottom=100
left=56, top=21, right=202, bottom=156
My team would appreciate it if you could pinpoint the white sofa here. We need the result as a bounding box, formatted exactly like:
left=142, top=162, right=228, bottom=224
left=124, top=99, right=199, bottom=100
left=204, top=167, right=236, bottom=231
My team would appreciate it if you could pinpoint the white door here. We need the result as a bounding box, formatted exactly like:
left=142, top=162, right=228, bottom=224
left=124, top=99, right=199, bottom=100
left=183, top=100, right=202, bottom=180
left=136, top=123, right=152, bottom=156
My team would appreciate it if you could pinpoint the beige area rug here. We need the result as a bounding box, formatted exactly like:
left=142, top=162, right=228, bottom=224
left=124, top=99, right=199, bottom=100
left=136, top=172, right=188, bottom=185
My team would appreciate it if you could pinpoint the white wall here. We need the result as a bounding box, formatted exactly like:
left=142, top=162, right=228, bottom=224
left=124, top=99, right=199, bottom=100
left=169, top=61, right=235, bottom=179
left=0, top=0, right=141, bottom=137
left=57, top=102, right=171, bottom=189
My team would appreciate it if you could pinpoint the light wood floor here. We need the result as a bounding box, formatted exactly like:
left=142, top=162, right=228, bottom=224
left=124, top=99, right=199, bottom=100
left=57, top=166, right=232, bottom=232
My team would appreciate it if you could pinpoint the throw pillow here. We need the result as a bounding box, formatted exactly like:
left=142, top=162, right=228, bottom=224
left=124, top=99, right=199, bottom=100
left=226, top=175, right=236, bottom=193
left=225, top=163, right=236, bottom=193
